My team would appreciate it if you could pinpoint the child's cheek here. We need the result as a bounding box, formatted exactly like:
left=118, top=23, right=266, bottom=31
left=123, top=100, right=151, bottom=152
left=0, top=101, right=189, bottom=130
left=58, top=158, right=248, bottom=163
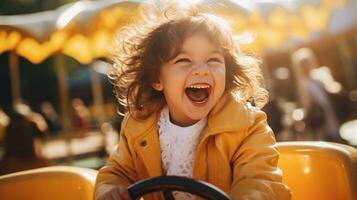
left=212, top=65, right=226, bottom=73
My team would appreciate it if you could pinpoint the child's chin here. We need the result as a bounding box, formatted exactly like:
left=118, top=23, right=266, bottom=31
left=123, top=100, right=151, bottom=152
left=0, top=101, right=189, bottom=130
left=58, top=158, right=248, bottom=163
left=186, top=110, right=210, bottom=121
left=183, top=97, right=212, bottom=117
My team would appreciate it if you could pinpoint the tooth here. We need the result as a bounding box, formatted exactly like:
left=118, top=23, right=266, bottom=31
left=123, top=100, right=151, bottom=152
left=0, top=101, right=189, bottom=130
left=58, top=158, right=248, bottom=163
left=187, top=84, right=210, bottom=89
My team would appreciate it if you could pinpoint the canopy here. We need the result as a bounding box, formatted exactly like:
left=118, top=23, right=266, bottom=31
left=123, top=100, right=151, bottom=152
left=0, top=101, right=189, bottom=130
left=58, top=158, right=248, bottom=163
left=0, top=0, right=140, bottom=64
left=0, top=0, right=355, bottom=64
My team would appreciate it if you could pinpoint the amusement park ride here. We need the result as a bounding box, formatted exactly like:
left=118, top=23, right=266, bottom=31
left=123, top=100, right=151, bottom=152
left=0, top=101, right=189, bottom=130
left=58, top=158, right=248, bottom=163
left=0, top=141, right=356, bottom=200
left=0, top=0, right=356, bottom=200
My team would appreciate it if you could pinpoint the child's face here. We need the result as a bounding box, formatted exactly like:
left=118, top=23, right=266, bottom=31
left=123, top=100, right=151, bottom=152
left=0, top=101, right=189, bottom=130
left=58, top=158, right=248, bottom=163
left=154, top=33, right=226, bottom=126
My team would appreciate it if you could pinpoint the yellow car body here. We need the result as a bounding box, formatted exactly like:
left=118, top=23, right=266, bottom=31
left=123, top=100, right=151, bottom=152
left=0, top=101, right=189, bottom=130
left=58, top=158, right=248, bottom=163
left=0, top=141, right=356, bottom=200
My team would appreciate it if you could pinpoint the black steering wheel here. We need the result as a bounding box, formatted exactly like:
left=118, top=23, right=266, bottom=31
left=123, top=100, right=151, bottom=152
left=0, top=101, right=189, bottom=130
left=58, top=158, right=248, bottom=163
left=127, top=176, right=231, bottom=200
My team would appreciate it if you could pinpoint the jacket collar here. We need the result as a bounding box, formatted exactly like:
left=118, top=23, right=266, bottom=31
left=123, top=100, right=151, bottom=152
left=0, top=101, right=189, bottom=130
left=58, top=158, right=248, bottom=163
left=124, top=112, right=162, bottom=177
left=124, top=92, right=251, bottom=138
left=206, top=91, right=251, bottom=134
left=123, top=92, right=252, bottom=177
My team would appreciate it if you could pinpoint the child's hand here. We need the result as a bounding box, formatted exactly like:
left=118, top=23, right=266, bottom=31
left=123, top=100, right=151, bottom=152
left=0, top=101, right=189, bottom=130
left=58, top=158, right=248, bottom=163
left=98, top=185, right=131, bottom=200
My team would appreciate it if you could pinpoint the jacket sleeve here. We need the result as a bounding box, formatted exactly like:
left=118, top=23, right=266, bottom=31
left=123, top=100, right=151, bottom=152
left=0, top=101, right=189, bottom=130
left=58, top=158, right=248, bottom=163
left=94, top=115, right=137, bottom=200
left=230, top=109, right=291, bottom=200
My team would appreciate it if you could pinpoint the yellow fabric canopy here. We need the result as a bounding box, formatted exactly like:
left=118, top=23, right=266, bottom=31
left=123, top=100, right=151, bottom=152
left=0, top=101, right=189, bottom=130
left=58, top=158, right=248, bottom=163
left=60, top=2, right=138, bottom=64
left=0, top=0, right=348, bottom=64
left=0, top=0, right=139, bottom=64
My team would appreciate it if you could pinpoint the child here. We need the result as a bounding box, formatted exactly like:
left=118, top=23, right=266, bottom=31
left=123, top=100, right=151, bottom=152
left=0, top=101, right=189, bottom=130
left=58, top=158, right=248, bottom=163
left=95, top=2, right=291, bottom=200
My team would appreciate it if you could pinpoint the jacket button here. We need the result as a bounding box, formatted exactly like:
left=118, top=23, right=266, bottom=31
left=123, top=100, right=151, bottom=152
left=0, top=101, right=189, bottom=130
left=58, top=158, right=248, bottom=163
left=140, top=139, right=147, bottom=147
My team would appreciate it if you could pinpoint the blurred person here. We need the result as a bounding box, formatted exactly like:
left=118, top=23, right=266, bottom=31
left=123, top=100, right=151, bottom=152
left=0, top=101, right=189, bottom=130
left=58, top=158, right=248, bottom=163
left=310, top=66, right=352, bottom=123
left=71, top=98, right=92, bottom=135
left=14, top=101, right=48, bottom=135
left=0, top=111, right=48, bottom=175
left=40, top=101, right=62, bottom=135
left=263, top=81, right=284, bottom=138
left=292, top=47, right=340, bottom=141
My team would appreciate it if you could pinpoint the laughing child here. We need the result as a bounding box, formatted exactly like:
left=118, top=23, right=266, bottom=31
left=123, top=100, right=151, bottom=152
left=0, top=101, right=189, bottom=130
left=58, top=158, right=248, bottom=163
left=95, top=2, right=291, bottom=200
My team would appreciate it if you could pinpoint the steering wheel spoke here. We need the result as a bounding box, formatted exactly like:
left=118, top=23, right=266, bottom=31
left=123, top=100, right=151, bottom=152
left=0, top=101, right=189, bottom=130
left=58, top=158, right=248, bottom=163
left=162, top=188, right=175, bottom=200
left=127, top=176, right=231, bottom=200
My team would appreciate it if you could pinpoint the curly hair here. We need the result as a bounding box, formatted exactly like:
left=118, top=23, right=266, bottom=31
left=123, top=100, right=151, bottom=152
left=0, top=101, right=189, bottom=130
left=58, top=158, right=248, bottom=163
left=109, top=2, right=268, bottom=119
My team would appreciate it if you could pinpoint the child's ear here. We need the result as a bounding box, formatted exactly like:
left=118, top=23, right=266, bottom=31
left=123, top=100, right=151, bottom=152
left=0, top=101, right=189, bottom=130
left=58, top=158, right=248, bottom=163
left=152, top=81, right=164, bottom=91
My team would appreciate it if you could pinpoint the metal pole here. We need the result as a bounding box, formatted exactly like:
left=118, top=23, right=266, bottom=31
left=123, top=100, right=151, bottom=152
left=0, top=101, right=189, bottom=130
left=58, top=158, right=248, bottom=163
left=9, top=51, right=21, bottom=108
left=89, top=64, right=107, bottom=158
left=89, top=65, right=105, bottom=125
left=55, top=53, right=71, bottom=131
left=55, top=53, right=73, bottom=161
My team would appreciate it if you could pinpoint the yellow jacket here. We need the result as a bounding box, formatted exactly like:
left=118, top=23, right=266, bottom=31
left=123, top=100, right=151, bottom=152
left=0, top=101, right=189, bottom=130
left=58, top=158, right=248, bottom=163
left=95, top=93, right=291, bottom=200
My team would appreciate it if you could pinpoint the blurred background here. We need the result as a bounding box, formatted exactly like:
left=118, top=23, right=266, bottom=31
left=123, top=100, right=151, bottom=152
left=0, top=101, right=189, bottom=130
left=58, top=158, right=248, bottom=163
left=0, top=0, right=356, bottom=174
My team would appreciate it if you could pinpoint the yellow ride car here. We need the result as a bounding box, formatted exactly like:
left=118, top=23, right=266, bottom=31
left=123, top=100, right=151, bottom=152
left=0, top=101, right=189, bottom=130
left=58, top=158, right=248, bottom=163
left=0, top=141, right=356, bottom=200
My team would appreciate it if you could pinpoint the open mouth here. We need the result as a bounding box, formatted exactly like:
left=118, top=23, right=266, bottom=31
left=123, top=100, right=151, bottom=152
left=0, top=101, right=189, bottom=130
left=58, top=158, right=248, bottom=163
left=185, top=83, right=211, bottom=104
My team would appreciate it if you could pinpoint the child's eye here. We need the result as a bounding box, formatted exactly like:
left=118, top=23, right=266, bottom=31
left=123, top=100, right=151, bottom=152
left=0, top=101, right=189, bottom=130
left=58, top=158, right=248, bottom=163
left=174, top=58, right=191, bottom=64
left=207, top=57, right=223, bottom=63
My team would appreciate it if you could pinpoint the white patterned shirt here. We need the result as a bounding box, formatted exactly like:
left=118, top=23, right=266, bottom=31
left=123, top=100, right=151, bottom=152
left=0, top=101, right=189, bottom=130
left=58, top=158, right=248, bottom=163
left=158, top=106, right=207, bottom=199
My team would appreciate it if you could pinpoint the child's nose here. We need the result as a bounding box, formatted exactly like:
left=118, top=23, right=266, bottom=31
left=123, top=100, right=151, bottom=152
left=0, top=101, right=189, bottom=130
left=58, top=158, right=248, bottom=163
left=193, top=63, right=209, bottom=76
